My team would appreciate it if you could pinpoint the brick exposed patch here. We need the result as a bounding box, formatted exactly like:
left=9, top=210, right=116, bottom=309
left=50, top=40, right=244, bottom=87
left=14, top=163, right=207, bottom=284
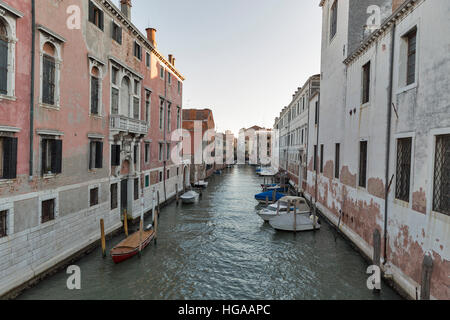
left=368, top=178, right=385, bottom=200
left=324, top=160, right=334, bottom=179
left=412, top=188, right=427, bottom=214
left=120, top=160, right=130, bottom=176
left=340, top=166, right=357, bottom=188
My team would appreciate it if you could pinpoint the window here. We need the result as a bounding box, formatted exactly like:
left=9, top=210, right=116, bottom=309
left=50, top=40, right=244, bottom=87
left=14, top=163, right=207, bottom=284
left=433, top=134, right=449, bottom=215
left=0, top=210, right=7, bottom=238
left=159, top=99, right=164, bottom=130
left=167, top=169, right=170, bottom=179
left=146, top=52, right=150, bottom=68
left=395, top=138, right=412, bottom=202
left=159, top=143, right=163, bottom=161
left=89, top=140, right=103, bottom=170
left=359, top=141, right=368, bottom=188
left=133, top=97, right=140, bottom=119
left=145, top=91, right=151, bottom=123
left=320, top=144, right=324, bottom=173
left=112, top=22, right=122, bottom=44
left=315, top=101, right=319, bottom=125
left=168, top=72, right=172, bottom=84
left=145, top=143, right=150, bottom=163
left=166, top=143, right=171, bottom=161
left=120, top=77, right=131, bottom=115
left=0, top=137, right=18, bottom=179
left=42, top=139, right=62, bottom=175
left=167, top=104, right=171, bottom=132
left=111, top=87, right=119, bottom=115
left=88, top=1, right=104, bottom=30
left=362, top=61, right=371, bottom=104
left=330, top=0, right=338, bottom=40
left=177, top=81, right=181, bottom=94
left=134, top=41, right=142, bottom=60
left=134, top=178, right=139, bottom=200
left=145, top=175, right=150, bottom=188
left=159, top=171, right=163, bottom=182
left=91, top=72, right=100, bottom=115
left=133, top=145, right=138, bottom=165
left=313, top=145, right=317, bottom=171
left=177, top=107, right=181, bottom=129
left=41, top=199, right=55, bottom=223
left=406, top=29, right=417, bottom=86
left=111, top=67, right=118, bottom=85
left=160, top=66, right=164, bottom=79
left=111, top=144, right=121, bottom=166
left=335, top=143, right=340, bottom=179
left=42, top=54, right=56, bottom=105
left=110, top=183, right=118, bottom=210
left=90, top=187, right=99, bottom=207
left=0, top=21, right=8, bottom=95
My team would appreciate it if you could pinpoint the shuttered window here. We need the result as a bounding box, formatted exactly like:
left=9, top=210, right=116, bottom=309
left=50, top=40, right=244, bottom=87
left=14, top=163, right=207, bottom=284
left=88, top=1, right=104, bottom=30
left=42, top=139, right=62, bottom=175
left=0, top=210, right=7, bottom=238
left=110, top=183, right=118, bottom=210
left=42, top=55, right=56, bottom=105
left=395, top=138, right=412, bottom=202
left=91, top=76, right=100, bottom=115
left=406, top=29, right=417, bottom=86
left=41, top=199, right=55, bottom=223
left=111, top=145, right=121, bottom=166
left=359, top=141, right=368, bottom=188
left=89, top=141, right=103, bottom=170
left=134, top=178, right=139, bottom=200
left=111, top=22, right=122, bottom=44
left=111, top=87, right=119, bottom=115
left=0, top=137, right=18, bottom=179
left=134, top=41, right=142, bottom=60
left=0, top=36, right=7, bottom=95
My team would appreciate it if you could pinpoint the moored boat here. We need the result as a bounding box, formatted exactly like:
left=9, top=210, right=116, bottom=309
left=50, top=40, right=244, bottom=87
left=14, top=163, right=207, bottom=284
left=268, top=197, right=321, bottom=232
left=254, top=190, right=285, bottom=204
left=257, top=196, right=298, bottom=222
left=180, top=190, right=199, bottom=204
left=194, top=180, right=209, bottom=188
left=111, top=229, right=155, bottom=264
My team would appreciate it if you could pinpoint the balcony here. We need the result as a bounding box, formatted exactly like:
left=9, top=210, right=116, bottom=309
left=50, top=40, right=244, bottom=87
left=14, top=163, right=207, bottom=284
left=110, top=114, right=148, bottom=135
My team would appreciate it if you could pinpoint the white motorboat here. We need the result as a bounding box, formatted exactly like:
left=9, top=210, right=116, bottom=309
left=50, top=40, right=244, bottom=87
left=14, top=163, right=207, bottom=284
left=257, top=196, right=301, bottom=222
left=180, top=191, right=199, bottom=204
left=194, top=180, right=209, bottom=188
left=268, top=197, right=321, bottom=232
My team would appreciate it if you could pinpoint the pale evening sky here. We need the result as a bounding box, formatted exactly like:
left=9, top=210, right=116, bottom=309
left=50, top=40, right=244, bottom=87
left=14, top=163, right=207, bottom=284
left=113, top=0, right=322, bottom=135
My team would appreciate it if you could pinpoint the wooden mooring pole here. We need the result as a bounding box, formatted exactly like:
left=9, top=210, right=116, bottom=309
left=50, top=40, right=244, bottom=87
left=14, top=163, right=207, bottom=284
left=100, top=219, right=106, bottom=258
left=123, top=210, right=128, bottom=237
left=176, top=184, right=179, bottom=206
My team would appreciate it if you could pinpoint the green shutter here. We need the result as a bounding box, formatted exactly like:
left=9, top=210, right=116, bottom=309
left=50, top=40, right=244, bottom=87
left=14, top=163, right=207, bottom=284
left=3, top=137, right=17, bottom=179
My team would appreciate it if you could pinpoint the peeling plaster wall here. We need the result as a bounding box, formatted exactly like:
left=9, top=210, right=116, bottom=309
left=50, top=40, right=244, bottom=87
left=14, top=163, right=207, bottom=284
left=309, top=0, right=449, bottom=300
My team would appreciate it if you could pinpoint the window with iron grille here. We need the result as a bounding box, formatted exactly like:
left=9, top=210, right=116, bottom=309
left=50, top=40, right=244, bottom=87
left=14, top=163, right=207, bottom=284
left=0, top=21, right=8, bottom=95
left=359, top=141, right=368, bottom=188
left=406, top=28, right=417, bottom=86
left=134, top=178, right=139, bottom=200
left=110, top=183, right=118, bottom=210
left=330, top=0, right=338, bottom=40
left=395, top=138, right=412, bottom=202
left=0, top=137, right=18, bottom=179
left=91, top=76, right=100, bottom=115
left=41, top=199, right=55, bottom=223
left=0, top=210, right=7, bottom=238
left=433, top=134, right=450, bottom=215
left=90, top=187, right=99, bottom=207
left=42, top=55, right=56, bottom=105
left=335, top=143, right=340, bottom=179
left=362, top=61, right=371, bottom=104
left=42, top=139, right=62, bottom=175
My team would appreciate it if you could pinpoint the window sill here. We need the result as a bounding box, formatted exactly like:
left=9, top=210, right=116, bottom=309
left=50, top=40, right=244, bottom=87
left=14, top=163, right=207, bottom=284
left=0, top=94, right=17, bottom=101
left=394, top=198, right=410, bottom=208
left=40, top=219, right=57, bottom=227
left=0, top=179, right=16, bottom=186
left=40, top=103, right=60, bottom=111
left=89, top=114, right=103, bottom=120
left=396, top=82, right=417, bottom=95
left=43, top=173, right=57, bottom=179
left=360, top=102, right=370, bottom=110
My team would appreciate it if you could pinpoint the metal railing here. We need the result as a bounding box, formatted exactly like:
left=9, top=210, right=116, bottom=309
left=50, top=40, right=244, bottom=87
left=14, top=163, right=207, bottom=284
left=110, top=114, right=148, bottom=135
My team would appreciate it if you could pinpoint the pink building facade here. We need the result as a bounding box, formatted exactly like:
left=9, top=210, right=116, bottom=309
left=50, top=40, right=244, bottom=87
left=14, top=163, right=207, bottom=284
left=0, top=0, right=187, bottom=297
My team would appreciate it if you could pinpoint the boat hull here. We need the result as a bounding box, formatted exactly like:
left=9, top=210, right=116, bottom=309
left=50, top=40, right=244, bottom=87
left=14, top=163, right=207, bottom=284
left=111, top=230, right=155, bottom=264
left=269, top=213, right=320, bottom=232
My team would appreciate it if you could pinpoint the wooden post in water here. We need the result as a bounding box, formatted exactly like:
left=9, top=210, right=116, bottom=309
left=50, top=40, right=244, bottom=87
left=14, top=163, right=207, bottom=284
left=100, top=219, right=106, bottom=258
left=138, top=191, right=144, bottom=257
left=176, top=184, right=179, bottom=206
left=265, top=196, right=269, bottom=206
left=272, top=189, right=276, bottom=204
left=293, top=201, right=297, bottom=232
left=277, top=200, right=280, bottom=215
left=157, top=190, right=160, bottom=215
left=154, top=206, right=158, bottom=245
left=123, top=210, right=128, bottom=237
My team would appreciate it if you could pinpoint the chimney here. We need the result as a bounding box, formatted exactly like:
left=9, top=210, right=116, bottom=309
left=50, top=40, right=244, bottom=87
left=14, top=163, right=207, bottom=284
left=120, top=0, right=132, bottom=20
left=172, top=57, right=176, bottom=66
left=392, top=0, right=407, bottom=11
left=146, top=28, right=157, bottom=47
left=168, top=54, right=173, bottom=64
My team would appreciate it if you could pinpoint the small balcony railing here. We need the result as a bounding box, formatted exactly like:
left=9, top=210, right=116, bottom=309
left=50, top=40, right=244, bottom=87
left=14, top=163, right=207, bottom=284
left=110, top=114, right=148, bottom=135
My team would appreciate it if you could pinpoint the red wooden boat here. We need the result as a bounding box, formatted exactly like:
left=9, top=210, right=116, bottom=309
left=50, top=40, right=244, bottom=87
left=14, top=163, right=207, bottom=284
left=110, top=229, right=155, bottom=264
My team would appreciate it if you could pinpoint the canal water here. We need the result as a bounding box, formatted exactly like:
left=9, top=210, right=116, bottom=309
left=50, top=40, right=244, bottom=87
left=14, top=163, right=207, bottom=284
left=19, top=165, right=401, bottom=300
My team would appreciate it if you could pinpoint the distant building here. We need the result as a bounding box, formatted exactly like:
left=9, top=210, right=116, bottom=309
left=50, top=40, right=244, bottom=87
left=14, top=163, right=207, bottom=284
left=239, top=126, right=273, bottom=165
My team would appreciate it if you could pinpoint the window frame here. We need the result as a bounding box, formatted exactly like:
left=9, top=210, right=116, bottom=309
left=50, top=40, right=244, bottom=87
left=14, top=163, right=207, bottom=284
left=362, top=61, right=371, bottom=105
left=329, top=0, right=338, bottom=41
left=432, top=134, right=450, bottom=216
left=110, top=182, right=118, bottom=210
left=134, top=41, right=142, bottom=60
left=41, top=137, right=63, bottom=176
left=88, top=1, right=104, bottom=31
left=39, top=193, right=58, bottom=225
left=359, top=140, right=368, bottom=188
left=395, top=137, right=413, bottom=203
left=89, top=184, right=101, bottom=208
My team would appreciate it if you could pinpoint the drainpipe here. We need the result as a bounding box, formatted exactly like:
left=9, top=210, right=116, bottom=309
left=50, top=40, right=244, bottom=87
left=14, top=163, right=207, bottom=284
left=314, top=94, right=320, bottom=226
left=383, top=22, right=396, bottom=264
left=163, top=69, right=167, bottom=202
left=29, top=0, right=36, bottom=179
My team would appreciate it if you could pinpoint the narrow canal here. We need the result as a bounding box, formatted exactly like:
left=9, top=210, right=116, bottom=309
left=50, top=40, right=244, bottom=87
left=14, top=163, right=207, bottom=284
left=19, top=165, right=401, bottom=300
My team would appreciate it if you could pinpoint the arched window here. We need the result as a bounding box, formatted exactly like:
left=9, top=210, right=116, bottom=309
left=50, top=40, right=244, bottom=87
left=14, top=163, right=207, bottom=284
left=42, top=42, right=56, bottom=105
left=120, top=77, right=131, bottom=116
left=0, top=20, right=8, bottom=95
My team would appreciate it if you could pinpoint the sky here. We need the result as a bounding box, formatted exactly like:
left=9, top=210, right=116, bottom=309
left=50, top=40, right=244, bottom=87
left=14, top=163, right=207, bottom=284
left=113, top=0, right=322, bottom=135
